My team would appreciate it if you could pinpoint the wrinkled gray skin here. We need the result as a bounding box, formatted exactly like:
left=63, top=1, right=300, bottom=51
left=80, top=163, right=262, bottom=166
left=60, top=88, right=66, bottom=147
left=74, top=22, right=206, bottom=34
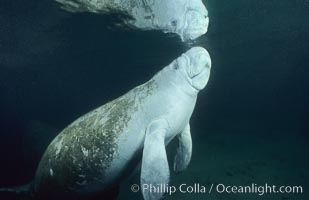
left=56, top=0, right=209, bottom=41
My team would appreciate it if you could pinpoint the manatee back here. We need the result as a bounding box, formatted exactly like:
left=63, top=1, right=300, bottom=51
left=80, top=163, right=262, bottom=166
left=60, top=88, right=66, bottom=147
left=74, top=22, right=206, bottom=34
left=33, top=80, right=157, bottom=196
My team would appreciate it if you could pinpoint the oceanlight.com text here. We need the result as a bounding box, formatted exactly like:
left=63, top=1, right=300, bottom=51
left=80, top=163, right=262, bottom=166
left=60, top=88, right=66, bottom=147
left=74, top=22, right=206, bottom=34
left=216, top=183, right=303, bottom=196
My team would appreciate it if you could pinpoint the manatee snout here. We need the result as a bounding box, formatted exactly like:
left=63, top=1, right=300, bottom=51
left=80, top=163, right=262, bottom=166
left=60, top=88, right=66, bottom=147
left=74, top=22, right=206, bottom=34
left=183, top=12, right=209, bottom=41
left=185, top=47, right=211, bottom=76
left=184, top=47, right=211, bottom=90
left=182, top=1, right=209, bottom=41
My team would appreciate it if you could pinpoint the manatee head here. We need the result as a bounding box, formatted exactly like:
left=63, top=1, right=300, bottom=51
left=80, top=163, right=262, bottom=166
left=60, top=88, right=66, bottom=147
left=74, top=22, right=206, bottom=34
left=181, top=0, right=209, bottom=41
left=168, top=47, right=211, bottom=93
left=146, top=0, right=209, bottom=41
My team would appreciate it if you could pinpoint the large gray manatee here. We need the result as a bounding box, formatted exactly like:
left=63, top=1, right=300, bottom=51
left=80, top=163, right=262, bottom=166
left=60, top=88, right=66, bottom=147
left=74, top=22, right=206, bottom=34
left=0, top=47, right=211, bottom=200
left=55, top=0, right=209, bottom=41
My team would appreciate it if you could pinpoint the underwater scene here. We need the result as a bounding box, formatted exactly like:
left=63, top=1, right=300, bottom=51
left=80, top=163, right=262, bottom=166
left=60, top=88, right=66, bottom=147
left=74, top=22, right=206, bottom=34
left=0, top=0, right=308, bottom=199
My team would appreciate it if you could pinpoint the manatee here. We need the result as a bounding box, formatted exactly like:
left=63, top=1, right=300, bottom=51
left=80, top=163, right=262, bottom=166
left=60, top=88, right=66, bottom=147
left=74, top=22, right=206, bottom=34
left=55, top=0, right=209, bottom=41
left=0, top=46, right=211, bottom=200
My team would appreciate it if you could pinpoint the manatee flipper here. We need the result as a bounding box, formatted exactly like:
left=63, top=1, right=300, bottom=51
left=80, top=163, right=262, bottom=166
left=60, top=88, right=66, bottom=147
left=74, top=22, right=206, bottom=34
left=141, top=119, right=170, bottom=200
left=173, top=124, right=192, bottom=173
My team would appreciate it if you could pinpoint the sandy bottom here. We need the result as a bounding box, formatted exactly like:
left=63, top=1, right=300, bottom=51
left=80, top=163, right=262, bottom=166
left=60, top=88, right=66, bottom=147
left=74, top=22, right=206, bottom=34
left=119, top=131, right=308, bottom=200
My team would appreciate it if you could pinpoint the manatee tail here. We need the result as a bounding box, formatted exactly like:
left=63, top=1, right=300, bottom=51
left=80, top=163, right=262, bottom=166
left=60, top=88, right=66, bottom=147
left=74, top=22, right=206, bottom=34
left=0, top=182, right=33, bottom=200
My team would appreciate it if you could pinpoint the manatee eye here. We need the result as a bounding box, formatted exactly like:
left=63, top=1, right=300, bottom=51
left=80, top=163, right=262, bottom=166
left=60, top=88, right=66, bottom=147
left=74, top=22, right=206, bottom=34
left=173, top=61, right=179, bottom=70
left=171, top=20, right=177, bottom=27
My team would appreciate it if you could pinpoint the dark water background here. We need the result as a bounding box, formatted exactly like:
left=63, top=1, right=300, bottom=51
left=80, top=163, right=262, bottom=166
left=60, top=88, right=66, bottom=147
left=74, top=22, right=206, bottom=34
left=0, top=0, right=308, bottom=199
